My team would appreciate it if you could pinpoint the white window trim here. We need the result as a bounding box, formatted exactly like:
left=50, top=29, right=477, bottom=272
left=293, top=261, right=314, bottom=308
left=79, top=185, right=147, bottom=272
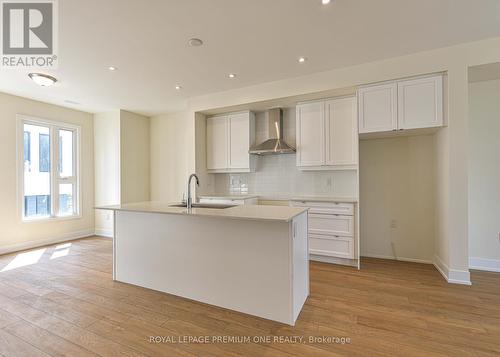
left=16, top=114, right=82, bottom=222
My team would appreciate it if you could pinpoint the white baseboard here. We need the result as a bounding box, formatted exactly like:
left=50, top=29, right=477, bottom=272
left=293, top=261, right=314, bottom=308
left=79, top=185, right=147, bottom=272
left=94, top=228, right=113, bottom=238
left=361, top=253, right=433, bottom=265
left=469, top=257, right=500, bottom=272
left=0, top=229, right=95, bottom=256
left=434, top=255, right=471, bottom=285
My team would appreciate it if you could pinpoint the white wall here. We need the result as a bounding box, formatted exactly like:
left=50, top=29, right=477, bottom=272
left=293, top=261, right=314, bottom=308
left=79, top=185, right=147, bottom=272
left=150, top=111, right=196, bottom=202
left=94, top=110, right=150, bottom=236
left=0, top=92, right=94, bottom=253
left=120, top=110, right=150, bottom=204
left=359, top=135, right=436, bottom=263
left=94, top=111, right=120, bottom=236
left=468, top=79, right=500, bottom=270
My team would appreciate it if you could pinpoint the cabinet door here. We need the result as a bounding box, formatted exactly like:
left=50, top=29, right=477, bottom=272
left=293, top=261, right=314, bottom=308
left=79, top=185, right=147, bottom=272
left=206, top=116, right=228, bottom=170
left=358, top=83, right=397, bottom=133
left=398, top=75, right=443, bottom=130
left=228, top=113, right=250, bottom=169
left=296, top=102, right=325, bottom=167
left=325, top=97, right=358, bottom=166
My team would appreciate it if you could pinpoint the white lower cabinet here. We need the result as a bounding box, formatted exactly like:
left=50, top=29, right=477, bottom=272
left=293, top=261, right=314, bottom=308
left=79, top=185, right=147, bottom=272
left=291, top=200, right=356, bottom=260
left=309, top=234, right=354, bottom=260
left=309, top=213, right=354, bottom=237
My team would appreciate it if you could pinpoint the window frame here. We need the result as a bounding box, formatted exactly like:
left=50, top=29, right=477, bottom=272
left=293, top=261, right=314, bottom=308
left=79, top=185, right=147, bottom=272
left=17, top=114, right=82, bottom=222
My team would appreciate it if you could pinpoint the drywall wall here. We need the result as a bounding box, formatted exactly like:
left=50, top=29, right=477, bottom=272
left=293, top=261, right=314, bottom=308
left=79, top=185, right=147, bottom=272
left=359, top=135, right=435, bottom=263
left=94, top=111, right=120, bottom=236
left=194, top=112, right=215, bottom=196
left=94, top=110, right=150, bottom=236
left=468, top=79, right=500, bottom=270
left=120, top=110, right=150, bottom=204
left=0, top=92, right=94, bottom=253
left=150, top=111, right=196, bottom=202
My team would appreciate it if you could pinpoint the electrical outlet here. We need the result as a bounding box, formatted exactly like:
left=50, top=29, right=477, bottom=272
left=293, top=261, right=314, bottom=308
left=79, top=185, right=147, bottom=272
left=390, top=219, right=397, bottom=229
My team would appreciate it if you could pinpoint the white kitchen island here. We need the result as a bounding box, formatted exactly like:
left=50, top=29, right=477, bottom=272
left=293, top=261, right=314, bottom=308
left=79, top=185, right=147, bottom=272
left=96, top=202, right=309, bottom=325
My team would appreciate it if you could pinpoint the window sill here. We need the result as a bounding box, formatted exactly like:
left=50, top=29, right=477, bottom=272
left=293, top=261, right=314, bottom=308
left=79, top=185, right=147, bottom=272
left=22, top=214, right=83, bottom=223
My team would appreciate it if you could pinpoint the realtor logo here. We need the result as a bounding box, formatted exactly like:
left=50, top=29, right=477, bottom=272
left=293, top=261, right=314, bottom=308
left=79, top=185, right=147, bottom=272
left=1, top=0, right=58, bottom=68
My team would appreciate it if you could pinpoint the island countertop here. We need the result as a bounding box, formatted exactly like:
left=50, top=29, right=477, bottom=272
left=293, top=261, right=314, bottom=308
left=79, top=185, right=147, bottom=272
left=96, top=201, right=308, bottom=222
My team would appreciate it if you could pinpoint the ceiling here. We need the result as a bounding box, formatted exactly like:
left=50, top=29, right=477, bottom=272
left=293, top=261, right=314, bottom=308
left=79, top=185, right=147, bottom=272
left=1, top=0, right=500, bottom=116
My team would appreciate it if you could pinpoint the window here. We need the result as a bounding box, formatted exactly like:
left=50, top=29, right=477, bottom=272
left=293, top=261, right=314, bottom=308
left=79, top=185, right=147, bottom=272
left=18, top=116, right=80, bottom=220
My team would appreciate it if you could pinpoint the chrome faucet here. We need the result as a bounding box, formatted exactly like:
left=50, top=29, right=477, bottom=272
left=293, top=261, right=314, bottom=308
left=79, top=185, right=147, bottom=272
left=186, top=173, right=200, bottom=210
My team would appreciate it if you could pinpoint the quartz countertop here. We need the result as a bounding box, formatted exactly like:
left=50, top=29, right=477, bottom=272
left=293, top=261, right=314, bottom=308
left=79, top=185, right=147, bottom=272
left=96, top=201, right=307, bottom=222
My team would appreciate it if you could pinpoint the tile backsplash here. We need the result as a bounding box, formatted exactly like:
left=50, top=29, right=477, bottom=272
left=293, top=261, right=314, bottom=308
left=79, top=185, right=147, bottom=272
left=214, top=154, right=357, bottom=199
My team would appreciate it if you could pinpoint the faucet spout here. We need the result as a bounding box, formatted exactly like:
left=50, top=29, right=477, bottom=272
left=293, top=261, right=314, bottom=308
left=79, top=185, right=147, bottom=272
left=187, top=173, right=200, bottom=210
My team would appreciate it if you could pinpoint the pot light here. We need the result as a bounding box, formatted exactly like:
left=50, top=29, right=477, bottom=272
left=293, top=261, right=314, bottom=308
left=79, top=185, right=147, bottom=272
left=298, top=56, right=307, bottom=63
left=175, top=85, right=182, bottom=90
left=228, top=73, right=236, bottom=78
left=322, top=0, right=331, bottom=4
left=108, top=66, right=117, bottom=71
left=188, top=38, right=203, bottom=47
left=28, top=73, right=57, bottom=87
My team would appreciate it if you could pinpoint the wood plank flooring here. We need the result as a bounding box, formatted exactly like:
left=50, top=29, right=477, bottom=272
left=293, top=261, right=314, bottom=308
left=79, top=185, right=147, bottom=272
left=0, top=236, right=499, bottom=356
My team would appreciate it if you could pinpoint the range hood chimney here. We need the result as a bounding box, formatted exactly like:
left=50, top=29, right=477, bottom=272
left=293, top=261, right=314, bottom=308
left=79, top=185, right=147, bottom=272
left=249, top=108, right=296, bottom=155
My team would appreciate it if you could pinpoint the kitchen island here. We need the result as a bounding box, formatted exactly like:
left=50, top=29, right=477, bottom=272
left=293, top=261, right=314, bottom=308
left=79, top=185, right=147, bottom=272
left=96, top=202, right=309, bottom=325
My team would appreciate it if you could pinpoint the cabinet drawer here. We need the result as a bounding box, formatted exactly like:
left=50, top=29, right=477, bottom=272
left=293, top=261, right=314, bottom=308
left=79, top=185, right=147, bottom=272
left=309, top=214, right=354, bottom=236
left=309, top=234, right=354, bottom=259
left=292, top=201, right=354, bottom=215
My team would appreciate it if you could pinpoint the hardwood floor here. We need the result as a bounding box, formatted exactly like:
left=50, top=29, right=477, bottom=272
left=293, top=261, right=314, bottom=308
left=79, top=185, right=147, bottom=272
left=0, top=237, right=499, bottom=356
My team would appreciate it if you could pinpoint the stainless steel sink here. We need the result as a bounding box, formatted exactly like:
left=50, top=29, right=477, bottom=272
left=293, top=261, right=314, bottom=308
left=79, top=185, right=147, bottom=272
left=169, top=203, right=236, bottom=209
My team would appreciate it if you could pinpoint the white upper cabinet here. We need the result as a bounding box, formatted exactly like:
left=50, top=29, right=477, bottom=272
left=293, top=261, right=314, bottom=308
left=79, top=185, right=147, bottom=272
left=358, top=83, right=397, bottom=134
left=296, top=96, right=358, bottom=170
left=206, top=111, right=255, bottom=173
left=206, top=115, right=228, bottom=170
left=397, top=75, right=443, bottom=130
left=228, top=112, right=251, bottom=169
left=325, top=97, right=358, bottom=166
left=358, top=74, right=444, bottom=134
left=296, top=101, right=325, bottom=167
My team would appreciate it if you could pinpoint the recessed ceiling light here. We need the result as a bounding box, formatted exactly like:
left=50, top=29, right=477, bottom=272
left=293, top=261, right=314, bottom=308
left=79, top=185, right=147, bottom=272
left=188, top=38, right=203, bottom=47
left=322, top=0, right=331, bottom=4
left=108, top=66, right=117, bottom=71
left=228, top=73, right=236, bottom=78
left=298, top=57, right=307, bottom=63
left=175, top=85, right=182, bottom=90
left=28, top=73, right=57, bottom=87
left=64, top=99, right=80, bottom=105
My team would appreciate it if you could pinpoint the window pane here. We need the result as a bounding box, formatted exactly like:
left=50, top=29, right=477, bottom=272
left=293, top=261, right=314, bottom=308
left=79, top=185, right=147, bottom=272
left=58, top=183, right=74, bottom=216
left=23, top=124, right=51, bottom=218
left=39, top=133, right=50, bottom=172
left=23, top=132, right=31, bottom=164
left=59, top=129, right=74, bottom=177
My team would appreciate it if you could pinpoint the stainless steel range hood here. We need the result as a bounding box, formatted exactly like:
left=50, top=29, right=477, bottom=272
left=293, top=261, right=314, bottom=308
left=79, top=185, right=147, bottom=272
left=249, top=108, right=296, bottom=155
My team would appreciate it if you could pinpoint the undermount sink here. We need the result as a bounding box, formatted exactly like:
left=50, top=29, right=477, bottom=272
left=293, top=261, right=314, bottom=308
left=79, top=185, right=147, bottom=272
left=169, top=203, right=236, bottom=209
